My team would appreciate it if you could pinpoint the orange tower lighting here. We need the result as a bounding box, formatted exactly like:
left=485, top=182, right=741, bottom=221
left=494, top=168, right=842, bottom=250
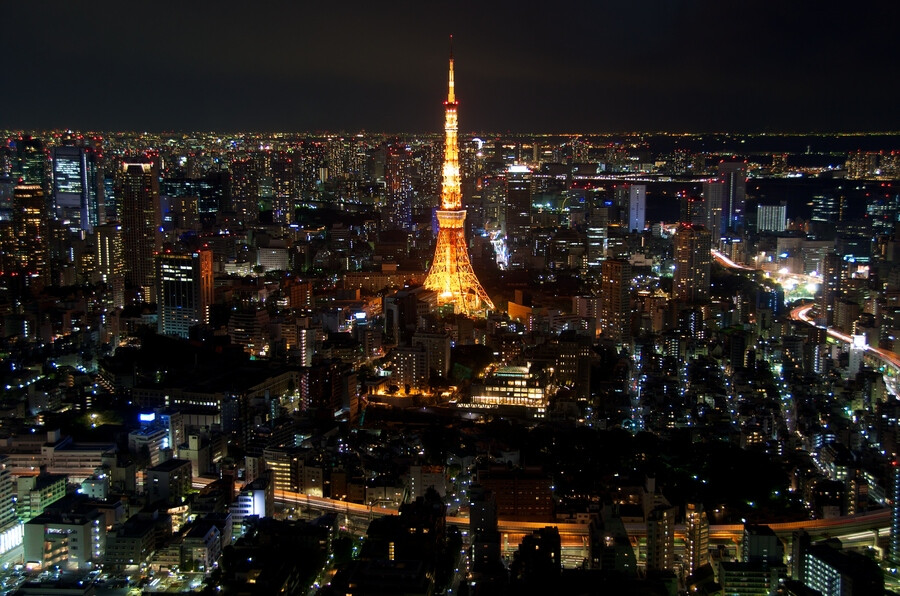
left=423, top=38, right=495, bottom=316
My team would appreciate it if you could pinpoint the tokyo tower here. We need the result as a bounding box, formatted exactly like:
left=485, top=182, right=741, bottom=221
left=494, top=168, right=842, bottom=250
left=423, top=41, right=495, bottom=316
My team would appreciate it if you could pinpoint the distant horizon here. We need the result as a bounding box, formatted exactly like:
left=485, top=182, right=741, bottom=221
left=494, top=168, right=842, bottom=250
left=4, top=129, right=900, bottom=138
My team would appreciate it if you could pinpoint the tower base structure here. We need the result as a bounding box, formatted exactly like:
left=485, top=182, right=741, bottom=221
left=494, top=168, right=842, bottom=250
left=424, top=209, right=494, bottom=317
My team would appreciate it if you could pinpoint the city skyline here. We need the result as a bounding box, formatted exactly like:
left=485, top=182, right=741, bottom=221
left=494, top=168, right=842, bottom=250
left=4, top=1, right=900, bottom=133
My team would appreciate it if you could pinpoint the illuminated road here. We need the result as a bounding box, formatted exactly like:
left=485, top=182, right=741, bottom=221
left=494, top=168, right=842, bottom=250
left=711, top=250, right=756, bottom=271
left=791, top=303, right=900, bottom=391
left=271, top=489, right=891, bottom=545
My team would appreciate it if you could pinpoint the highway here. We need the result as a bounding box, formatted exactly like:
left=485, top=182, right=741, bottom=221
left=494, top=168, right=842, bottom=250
left=272, top=489, right=891, bottom=545
left=714, top=252, right=900, bottom=384
left=791, top=303, right=900, bottom=388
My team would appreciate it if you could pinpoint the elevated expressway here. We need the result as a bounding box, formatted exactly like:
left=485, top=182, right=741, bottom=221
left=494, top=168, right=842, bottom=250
left=272, top=490, right=890, bottom=551
left=712, top=249, right=900, bottom=391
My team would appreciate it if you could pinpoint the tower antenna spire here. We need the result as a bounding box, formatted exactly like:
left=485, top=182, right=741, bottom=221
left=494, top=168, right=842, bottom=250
left=447, top=35, right=455, bottom=104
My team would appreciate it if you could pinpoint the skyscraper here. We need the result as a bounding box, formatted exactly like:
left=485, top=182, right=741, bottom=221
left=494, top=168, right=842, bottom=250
left=718, top=161, right=747, bottom=231
left=52, top=144, right=104, bottom=233
left=12, top=137, right=48, bottom=196
left=384, top=144, right=414, bottom=230
left=156, top=249, right=214, bottom=338
left=117, top=161, right=161, bottom=302
left=95, top=223, right=125, bottom=310
left=757, top=203, right=787, bottom=233
left=506, top=164, right=533, bottom=242
left=703, top=179, right=725, bottom=237
left=11, top=184, right=48, bottom=283
left=422, top=42, right=494, bottom=316
left=627, top=184, right=646, bottom=233
left=892, top=461, right=900, bottom=563
left=818, top=252, right=841, bottom=327
left=673, top=224, right=712, bottom=304
left=600, top=259, right=632, bottom=345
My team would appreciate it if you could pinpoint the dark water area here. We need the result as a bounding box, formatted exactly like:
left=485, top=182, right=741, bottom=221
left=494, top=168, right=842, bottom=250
left=584, top=133, right=900, bottom=156
left=643, top=178, right=896, bottom=223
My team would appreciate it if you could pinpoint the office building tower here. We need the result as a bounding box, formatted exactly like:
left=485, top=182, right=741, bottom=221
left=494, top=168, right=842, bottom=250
left=627, top=184, right=646, bottom=233
left=586, top=205, right=609, bottom=268
left=757, top=203, right=787, bottom=233
left=52, top=144, right=104, bottom=233
left=422, top=45, right=494, bottom=316
left=156, top=249, right=214, bottom=338
left=11, top=185, right=48, bottom=283
left=684, top=503, right=709, bottom=575
left=600, top=259, right=632, bottom=345
left=673, top=224, right=712, bottom=304
left=12, top=137, right=48, bottom=199
left=811, top=194, right=842, bottom=223
left=506, top=164, right=533, bottom=242
left=703, top=179, right=725, bottom=237
left=117, top=161, right=161, bottom=301
left=718, top=161, right=747, bottom=230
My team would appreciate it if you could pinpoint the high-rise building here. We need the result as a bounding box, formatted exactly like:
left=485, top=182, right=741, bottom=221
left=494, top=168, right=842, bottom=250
left=117, top=161, right=161, bottom=301
left=422, top=44, right=494, bottom=316
left=384, top=144, right=414, bottom=230
left=673, top=224, right=712, bottom=304
left=718, top=161, right=747, bottom=230
left=11, top=184, right=48, bottom=283
left=757, top=203, right=787, bottom=233
left=0, top=456, right=21, bottom=558
left=52, top=144, right=104, bottom=233
left=646, top=504, right=676, bottom=572
left=627, top=184, right=646, bottom=233
left=684, top=503, right=709, bottom=575
left=600, top=259, right=632, bottom=345
left=703, top=179, right=726, bottom=237
left=95, top=223, right=125, bottom=310
left=811, top=194, right=842, bottom=223
left=506, top=165, right=533, bottom=242
left=818, top=252, right=841, bottom=327
left=892, top=461, right=900, bottom=563
left=156, top=249, right=214, bottom=338
left=12, top=137, right=48, bottom=198
left=229, top=157, right=259, bottom=223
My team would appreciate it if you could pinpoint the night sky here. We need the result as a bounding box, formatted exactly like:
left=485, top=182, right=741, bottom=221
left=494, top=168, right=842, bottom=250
left=4, top=1, right=899, bottom=133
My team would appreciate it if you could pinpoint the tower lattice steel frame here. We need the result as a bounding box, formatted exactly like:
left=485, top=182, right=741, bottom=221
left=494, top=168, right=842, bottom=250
left=423, top=40, right=495, bottom=316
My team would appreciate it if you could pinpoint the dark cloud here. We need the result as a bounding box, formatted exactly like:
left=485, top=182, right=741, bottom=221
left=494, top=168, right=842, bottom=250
left=3, top=0, right=899, bottom=132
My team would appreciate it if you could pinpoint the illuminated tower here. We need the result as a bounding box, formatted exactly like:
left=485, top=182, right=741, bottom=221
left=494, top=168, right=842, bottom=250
left=423, top=42, right=494, bottom=316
